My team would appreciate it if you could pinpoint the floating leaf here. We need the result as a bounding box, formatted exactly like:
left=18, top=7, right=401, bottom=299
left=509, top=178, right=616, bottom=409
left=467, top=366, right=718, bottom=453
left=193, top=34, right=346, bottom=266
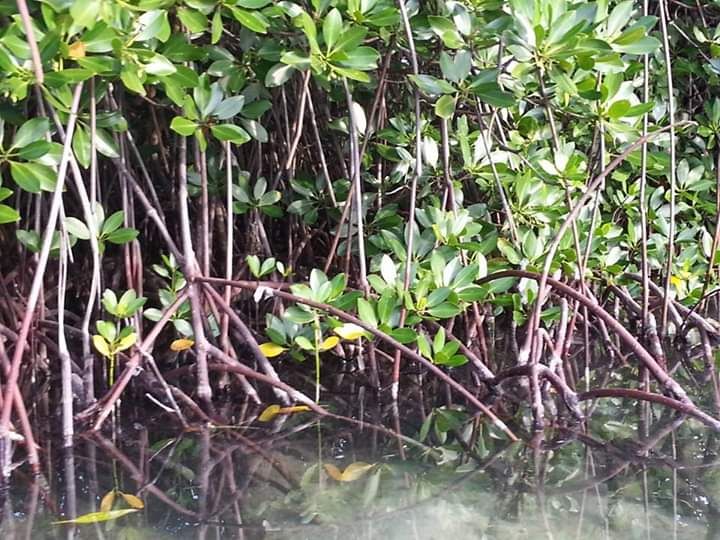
left=100, top=490, right=115, bottom=513
left=324, top=463, right=343, bottom=481
left=170, top=338, right=194, bottom=352
left=341, top=462, right=374, bottom=481
left=120, top=493, right=144, bottom=510
left=258, top=342, right=286, bottom=358
left=324, top=462, right=374, bottom=482
left=259, top=404, right=309, bottom=422
left=278, top=405, right=310, bottom=415
left=53, top=509, right=139, bottom=525
left=258, top=404, right=282, bottom=422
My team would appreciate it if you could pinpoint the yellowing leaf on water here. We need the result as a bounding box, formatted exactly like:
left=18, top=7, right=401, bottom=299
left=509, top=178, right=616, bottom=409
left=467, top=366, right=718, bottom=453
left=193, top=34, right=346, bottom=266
left=324, top=462, right=374, bottom=482
left=92, top=335, right=111, bottom=358
left=259, top=404, right=310, bottom=422
left=68, top=41, right=86, bottom=59
left=323, top=463, right=343, bottom=481
left=170, top=338, right=194, bottom=352
left=258, top=342, right=286, bottom=358
left=278, top=405, right=310, bottom=414
left=100, top=490, right=115, bottom=513
left=120, top=492, right=144, bottom=509
left=318, top=336, right=339, bottom=352
left=340, top=462, right=374, bottom=481
left=334, top=323, right=367, bottom=340
left=258, top=404, right=281, bottom=422
left=53, top=509, right=139, bottom=525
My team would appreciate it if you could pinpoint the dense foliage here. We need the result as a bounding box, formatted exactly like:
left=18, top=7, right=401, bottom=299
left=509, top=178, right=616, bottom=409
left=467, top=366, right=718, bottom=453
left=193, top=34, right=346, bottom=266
left=2, top=0, right=720, bottom=473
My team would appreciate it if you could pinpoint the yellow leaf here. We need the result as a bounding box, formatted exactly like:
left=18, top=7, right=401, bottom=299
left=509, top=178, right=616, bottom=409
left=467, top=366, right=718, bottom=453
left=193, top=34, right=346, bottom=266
left=100, top=490, right=115, bottom=513
left=115, top=332, right=137, bottom=353
left=119, top=492, right=144, bottom=509
left=318, top=336, right=339, bottom=352
left=170, top=338, right=194, bottom=352
left=324, top=462, right=374, bottom=482
left=92, top=335, right=112, bottom=358
left=278, top=405, right=310, bottom=415
left=323, top=463, right=343, bottom=481
left=334, top=323, right=366, bottom=340
left=258, top=342, right=287, bottom=358
left=68, top=41, right=86, bottom=59
left=670, top=275, right=683, bottom=288
left=258, top=404, right=281, bottom=422
left=53, top=509, right=139, bottom=525
left=340, top=462, right=374, bottom=481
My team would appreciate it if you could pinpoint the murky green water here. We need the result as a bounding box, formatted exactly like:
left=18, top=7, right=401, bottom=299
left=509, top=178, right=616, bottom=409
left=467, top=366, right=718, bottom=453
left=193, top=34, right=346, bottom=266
left=2, top=395, right=720, bottom=539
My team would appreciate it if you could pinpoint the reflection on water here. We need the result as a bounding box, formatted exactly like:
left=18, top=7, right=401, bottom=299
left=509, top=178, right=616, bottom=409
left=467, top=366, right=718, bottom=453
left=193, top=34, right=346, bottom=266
left=1, top=396, right=720, bottom=540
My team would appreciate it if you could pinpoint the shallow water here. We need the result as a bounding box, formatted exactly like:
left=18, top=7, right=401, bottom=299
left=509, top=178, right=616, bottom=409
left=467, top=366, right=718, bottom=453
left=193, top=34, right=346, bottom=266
left=2, top=395, right=720, bottom=540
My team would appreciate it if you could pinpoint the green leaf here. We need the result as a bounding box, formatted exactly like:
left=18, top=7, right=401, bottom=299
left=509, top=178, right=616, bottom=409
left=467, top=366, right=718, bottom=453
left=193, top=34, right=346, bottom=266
left=285, top=306, right=315, bottom=324
left=389, top=328, right=416, bottom=344
left=214, top=96, right=245, bottom=120
left=409, top=74, right=456, bottom=96
left=115, top=331, right=137, bottom=353
left=211, top=10, right=223, bottom=44
left=428, top=16, right=464, bottom=49
left=210, top=124, right=251, bottom=145
left=331, top=66, right=370, bottom=82
left=457, top=286, right=486, bottom=302
left=241, top=119, right=269, bottom=143
left=471, top=83, right=515, bottom=108
left=70, top=0, right=101, bottom=30
left=237, top=0, right=272, bottom=7
left=102, top=211, right=124, bottom=235
left=72, top=125, right=91, bottom=168
left=230, top=6, right=269, bottom=33
left=10, top=162, right=44, bottom=193
left=64, top=217, right=90, bottom=240
left=338, top=47, right=379, bottom=71
left=357, top=298, right=378, bottom=327
left=96, top=320, right=116, bottom=342
left=281, top=50, right=311, bottom=69
left=294, top=12, right=318, bottom=53
left=433, top=327, right=445, bottom=354
left=12, top=118, right=49, bottom=149
left=417, top=333, right=432, bottom=359
left=334, top=25, right=367, bottom=53
left=120, top=65, right=146, bottom=96
left=144, top=54, right=176, bottom=76
left=607, top=99, right=631, bottom=119
left=135, top=10, right=171, bottom=42
left=106, top=228, right=139, bottom=244
left=16, top=141, right=51, bottom=160
left=0, top=204, right=19, bottom=224
left=427, top=302, right=462, bottom=319
left=265, top=63, right=296, bottom=87
left=170, top=117, right=198, bottom=137
left=95, top=129, right=120, bottom=158
left=246, top=254, right=260, bottom=276
left=323, top=8, right=343, bottom=53
left=435, top=95, right=456, bottom=119
left=177, top=8, right=208, bottom=33
left=435, top=354, right=468, bottom=367
left=613, top=34, right=660, bottom=54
